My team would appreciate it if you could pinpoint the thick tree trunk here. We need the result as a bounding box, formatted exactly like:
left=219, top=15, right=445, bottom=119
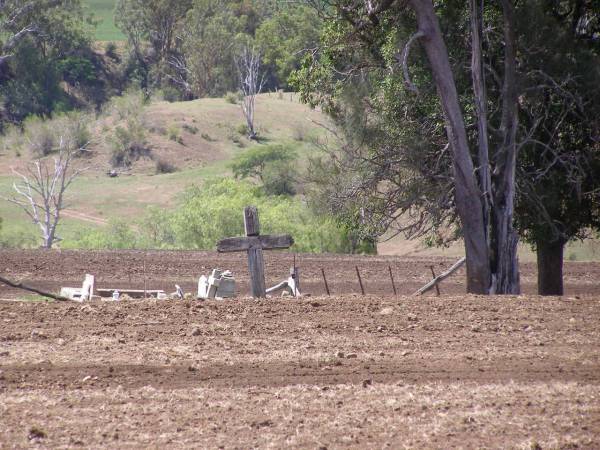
left=537, top=239, right=565, bottom=296
left=470, top=0, right=492, bottom=235
left=409, top=0, right=490, bottom=294
left=489, top=0, right=520, bottom=294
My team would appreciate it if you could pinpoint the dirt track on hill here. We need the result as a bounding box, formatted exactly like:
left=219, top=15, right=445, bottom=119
left=1, top=251, right=600, bottom=448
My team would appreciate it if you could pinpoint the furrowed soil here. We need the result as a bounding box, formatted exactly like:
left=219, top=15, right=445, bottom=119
left=1, top=250, right=600, bottom=449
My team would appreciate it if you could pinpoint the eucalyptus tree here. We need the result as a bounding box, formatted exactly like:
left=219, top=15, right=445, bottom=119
left=294, top=0, right=600, bottom=294
left=295, top=0, right=521, bottom=294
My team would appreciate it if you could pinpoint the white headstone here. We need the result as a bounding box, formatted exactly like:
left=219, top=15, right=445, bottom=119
left=197, top=275, right=209, bottom=298
left=197, top=269, right=236, bottom=299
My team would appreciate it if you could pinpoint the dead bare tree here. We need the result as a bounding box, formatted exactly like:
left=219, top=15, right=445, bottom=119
left=236, top=46, right=265, bottom=140
left=2, top=137, right=86, bottom=249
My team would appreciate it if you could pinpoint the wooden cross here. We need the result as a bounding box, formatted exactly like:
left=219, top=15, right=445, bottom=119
left=217, top=206, right=294, bottom=298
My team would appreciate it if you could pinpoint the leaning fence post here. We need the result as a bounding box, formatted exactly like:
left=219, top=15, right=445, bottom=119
left=355, top=266, right=365, bottom=295
left=321, top=268, right=330, bottom=296
left=430, top=265, right=441, bottom=296
left=388, top=265, right=397, bottom=296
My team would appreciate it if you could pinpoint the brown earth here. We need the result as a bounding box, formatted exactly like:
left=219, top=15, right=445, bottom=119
left=1, top=250, right=600, bottom=448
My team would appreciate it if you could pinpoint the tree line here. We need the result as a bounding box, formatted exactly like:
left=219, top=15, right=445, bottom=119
left=292, top=0, right=600, bottom=296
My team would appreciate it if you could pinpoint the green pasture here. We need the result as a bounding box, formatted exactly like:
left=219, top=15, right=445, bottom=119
left=84, top=0, right=124, bottom=41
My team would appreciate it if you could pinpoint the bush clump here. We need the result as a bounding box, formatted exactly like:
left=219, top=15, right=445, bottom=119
left=167, top=124, right=183, bottom=144
left=230, top=144, right=298, bottom=196
left=155, top=158, right=177, bottom=174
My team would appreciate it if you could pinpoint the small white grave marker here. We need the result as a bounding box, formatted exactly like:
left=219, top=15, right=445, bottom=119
left=197, top=269, right=236, bottom=299
left=60, top=274, right=95, bottom=302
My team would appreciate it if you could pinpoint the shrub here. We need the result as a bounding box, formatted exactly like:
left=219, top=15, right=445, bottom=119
left=103, top=88, right=148, bottom=121
left=292, top=123, right=308, bottom=142
left=262, top=160, right=298, bottom=196
left=0, top=124, right=24, bottom=157
left=109, top=121, right=151, bottom=167
left=167, top=124, right=183, bottom=144
left=224, top=92, right=238, bottom=104
left=23, top=116, right=56, bottom=157
left=165, top=178, right=353, bottom=253
left=155, top=158, right=177, bottom=174
left=104, top=42, right=119, bottom=61
left=230, top=144, right=296, bottom=180
left=0, top=227, right=38, bottom=249
left=236, top=123, right=248, bottom=136
left=59, top=111, right=92, bottom=150
left=182, top=124, right=199, bottom=134
left=160, top=86, right=181, bottom=103
left=68, top=220, right=139, bottom=249
left=105, top=89, right=151, bottom=168
left=201, top=132, right=214, bottom=142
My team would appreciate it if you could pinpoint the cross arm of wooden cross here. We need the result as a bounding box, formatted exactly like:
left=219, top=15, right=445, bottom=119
left=217, top=234, right=294, bottom=253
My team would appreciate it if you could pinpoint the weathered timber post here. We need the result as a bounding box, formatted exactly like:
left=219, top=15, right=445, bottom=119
left=290, top=266, right=299, bottom=297
left=430, top=266, right=441, bottom=296
left=244, top=207, right=265, bottom=297
left=321, top=268, right=330, bottom=296
left=217, top=206, right=294, bottom=298
left=356, top=266, right=365, bottom=296
left=388, top=266, right=397, bottom=296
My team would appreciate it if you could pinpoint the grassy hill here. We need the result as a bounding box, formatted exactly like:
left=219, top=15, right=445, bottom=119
left=84, top=0, right=124, bottom=41
left=1, top=91, right=598, bottom=259
left=0, top=93, right=329, bottom=246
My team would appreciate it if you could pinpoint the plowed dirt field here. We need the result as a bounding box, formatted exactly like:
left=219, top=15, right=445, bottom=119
left=1, top=250, right=600, bottom=448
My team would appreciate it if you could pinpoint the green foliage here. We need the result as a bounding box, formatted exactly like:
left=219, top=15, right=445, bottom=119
left=255, top=6, right=322, bottom=89
left=159, top=178, right=355, bottom=252
left=236, top=123, right=248, bottom=136
left=112, top=0, right=323, bottom=97
left=180, top=0, right=246, bottom=97
left=513, top=3, right=600, bottom=249
left=230, top=144, right=299, bottom=196
left=224, top=92, right=239, bottom=104
left=104, top=41, right=120, bottom=60
left=0, top=0, right=98, bottom=123
left=0, top=42, right=69, bottom=122
left=167, top=124, right=183, bottom=143
left=159, top=86, right=182, bottom=103
left=261, top=159, right=298, bottom=197
left=57, top=57, right=98, bottom=86
left=115, top=0, right=193, bottom=89
left=65, top=178, right=359, bottom=253
left=69, top=219, right=140, bottom=249
left=6, top=111, right=93, bottom=158
left=87, top=0, right=125, bottom=40
left=109, top=123, right=150, bottom=167
left=0, top=227, right=38, bottom=249
left=22, top=116, right=57, bottom=157
left=104, top=89, right=151, bottom=167
left=230, top=144, right=294, bottom=180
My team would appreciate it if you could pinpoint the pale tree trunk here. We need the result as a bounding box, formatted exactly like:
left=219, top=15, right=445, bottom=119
left=409, top=0, right=490, bottom=294
left=536, top=239, right=565, bottom=296
left=236, top=46, right=265, bottom=140
left=489, top=0, right=520, bottom=294
left=470, top=0, right=492, bottom=240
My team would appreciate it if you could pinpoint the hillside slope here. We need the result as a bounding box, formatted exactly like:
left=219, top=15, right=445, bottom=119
left=0, top=94, right=328, bottom=244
